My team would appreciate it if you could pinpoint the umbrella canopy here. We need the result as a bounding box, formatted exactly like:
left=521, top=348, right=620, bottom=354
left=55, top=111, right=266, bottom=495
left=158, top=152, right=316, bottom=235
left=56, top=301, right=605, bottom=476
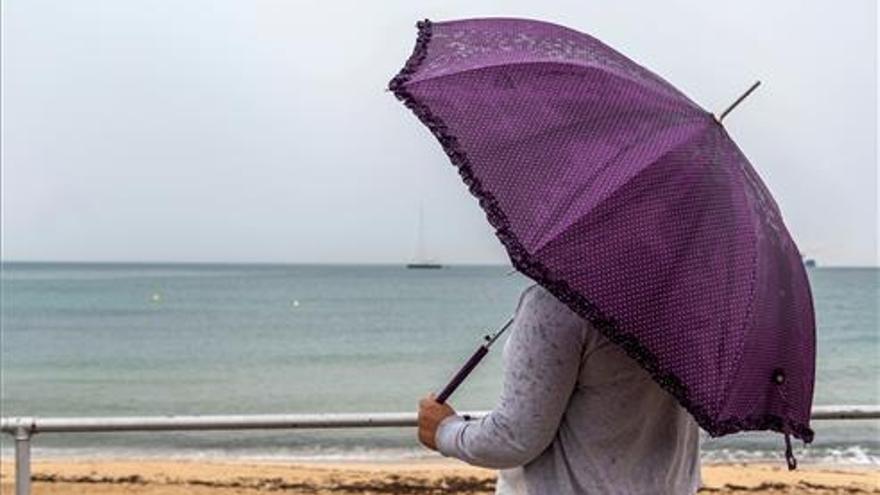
left=388, top=18, right=816, bottom=460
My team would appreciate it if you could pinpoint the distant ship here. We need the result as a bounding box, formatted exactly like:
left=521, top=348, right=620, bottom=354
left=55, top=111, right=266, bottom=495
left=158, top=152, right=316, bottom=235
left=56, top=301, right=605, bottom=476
left=407, top=205, right=443, bottom=269
left=801, top=254, right=817, bottom=268
left=406, top=262, right=443, bottom=269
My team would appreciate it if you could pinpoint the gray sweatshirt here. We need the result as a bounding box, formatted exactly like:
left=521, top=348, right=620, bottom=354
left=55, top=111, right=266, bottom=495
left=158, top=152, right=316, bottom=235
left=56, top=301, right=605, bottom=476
left=435, top=284, right=701, bottom=494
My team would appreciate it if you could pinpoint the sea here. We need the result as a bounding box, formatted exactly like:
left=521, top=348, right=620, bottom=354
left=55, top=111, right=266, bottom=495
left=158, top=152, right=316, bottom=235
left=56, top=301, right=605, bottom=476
left=0, top=262, right=877, bottom=465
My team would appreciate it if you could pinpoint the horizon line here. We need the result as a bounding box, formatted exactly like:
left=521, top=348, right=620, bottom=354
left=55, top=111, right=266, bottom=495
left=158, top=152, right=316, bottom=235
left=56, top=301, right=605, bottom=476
left=0, top=259, right=515, bottom=267
left=0, top=259, right=877, bottom=269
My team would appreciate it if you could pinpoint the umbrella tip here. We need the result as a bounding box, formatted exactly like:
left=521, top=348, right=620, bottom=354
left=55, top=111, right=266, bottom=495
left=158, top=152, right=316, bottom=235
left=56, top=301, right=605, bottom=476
left=717, top=80, right=762, bottom=123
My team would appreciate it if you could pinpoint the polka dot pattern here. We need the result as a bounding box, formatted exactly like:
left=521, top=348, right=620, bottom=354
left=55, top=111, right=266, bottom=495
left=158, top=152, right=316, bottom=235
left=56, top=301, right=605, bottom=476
left=389, top=18, right=816, bottom=443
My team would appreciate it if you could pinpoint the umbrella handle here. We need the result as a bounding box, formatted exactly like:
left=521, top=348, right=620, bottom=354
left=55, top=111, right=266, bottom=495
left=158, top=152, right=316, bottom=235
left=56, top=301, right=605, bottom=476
left=435, top=345, right=489, bottom=404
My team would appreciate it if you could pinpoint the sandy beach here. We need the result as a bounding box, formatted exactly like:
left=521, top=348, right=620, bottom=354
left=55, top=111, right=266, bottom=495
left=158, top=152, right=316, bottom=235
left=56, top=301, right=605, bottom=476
left=1, top=458, right=878, bottom=494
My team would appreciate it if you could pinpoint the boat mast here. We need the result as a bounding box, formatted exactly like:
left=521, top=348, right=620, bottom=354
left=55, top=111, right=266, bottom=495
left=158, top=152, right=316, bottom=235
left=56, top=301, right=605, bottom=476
left=416, top=204, right=426, bottom=262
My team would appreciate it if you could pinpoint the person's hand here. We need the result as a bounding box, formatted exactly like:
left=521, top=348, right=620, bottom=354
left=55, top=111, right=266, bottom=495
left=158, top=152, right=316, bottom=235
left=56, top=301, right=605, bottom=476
left=418, top=393, right=456, bottom=451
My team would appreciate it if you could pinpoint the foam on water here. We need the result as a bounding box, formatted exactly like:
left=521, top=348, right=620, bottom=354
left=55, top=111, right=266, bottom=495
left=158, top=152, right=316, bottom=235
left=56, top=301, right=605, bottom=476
left=0, top=444, right=877, bottom=465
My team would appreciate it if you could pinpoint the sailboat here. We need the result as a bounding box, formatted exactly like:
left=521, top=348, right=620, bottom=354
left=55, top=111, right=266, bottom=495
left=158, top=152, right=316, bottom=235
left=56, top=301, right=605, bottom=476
left=407, top=206, right=443, bottom=269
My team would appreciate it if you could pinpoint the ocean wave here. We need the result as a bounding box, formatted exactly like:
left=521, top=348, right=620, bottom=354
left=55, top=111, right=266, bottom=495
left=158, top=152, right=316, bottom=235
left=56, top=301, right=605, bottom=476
left=1, top=444, right=877, bottom=465
left=701, top=445, right=879, bottom=465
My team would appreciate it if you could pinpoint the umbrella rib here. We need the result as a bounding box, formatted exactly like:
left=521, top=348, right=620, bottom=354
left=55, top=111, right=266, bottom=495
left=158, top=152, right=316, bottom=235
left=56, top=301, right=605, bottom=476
left=401, top=59, right=704, bottom=115
left=531, top=119, right=714, bottom=257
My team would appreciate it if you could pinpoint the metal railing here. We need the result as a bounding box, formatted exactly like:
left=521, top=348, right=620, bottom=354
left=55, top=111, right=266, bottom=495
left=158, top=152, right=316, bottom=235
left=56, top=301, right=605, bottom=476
left=2, top=405, right=879, bottom=495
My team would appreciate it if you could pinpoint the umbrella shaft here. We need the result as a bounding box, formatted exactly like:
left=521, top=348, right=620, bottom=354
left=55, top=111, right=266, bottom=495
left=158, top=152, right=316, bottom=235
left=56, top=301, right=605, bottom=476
left=436, top=345, right=489, bottom=404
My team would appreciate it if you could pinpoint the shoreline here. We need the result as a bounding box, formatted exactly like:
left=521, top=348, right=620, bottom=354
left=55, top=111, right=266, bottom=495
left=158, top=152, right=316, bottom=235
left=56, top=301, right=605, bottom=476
left=1, top=458, right=878, bottom=494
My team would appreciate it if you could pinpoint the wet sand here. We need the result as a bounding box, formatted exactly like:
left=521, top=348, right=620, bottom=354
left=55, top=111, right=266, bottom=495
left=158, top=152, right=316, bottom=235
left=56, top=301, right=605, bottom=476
left=0, top=458, right=878, bottom=494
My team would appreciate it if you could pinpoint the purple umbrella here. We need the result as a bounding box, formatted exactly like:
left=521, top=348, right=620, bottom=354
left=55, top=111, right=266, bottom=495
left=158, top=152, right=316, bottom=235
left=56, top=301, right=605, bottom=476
left=388, top=18, right=816, bottom=469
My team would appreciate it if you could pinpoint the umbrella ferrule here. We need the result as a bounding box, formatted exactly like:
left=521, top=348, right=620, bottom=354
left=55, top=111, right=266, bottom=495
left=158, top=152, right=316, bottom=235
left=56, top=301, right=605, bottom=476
left=717, top=80, right=762, bottom=123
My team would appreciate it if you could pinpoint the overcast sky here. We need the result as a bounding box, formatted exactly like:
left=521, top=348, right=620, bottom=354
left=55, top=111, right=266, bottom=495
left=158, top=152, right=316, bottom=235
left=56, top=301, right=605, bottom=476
left=1, top=0, right=877, bottom=266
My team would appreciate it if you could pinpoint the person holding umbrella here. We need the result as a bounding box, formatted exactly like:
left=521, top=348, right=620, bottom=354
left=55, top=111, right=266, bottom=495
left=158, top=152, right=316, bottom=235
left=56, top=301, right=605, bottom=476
left=390, top=17, right=816, bottom=495
left=419, top=283, right=702, bottom=493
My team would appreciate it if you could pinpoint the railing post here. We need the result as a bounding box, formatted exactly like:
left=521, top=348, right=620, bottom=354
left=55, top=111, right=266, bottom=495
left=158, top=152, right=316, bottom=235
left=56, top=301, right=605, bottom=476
left=13, top=423, right=32, bottom=495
